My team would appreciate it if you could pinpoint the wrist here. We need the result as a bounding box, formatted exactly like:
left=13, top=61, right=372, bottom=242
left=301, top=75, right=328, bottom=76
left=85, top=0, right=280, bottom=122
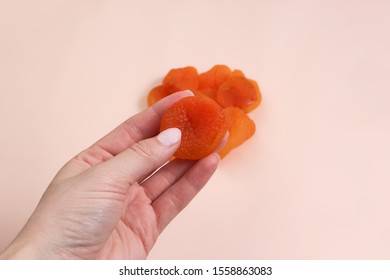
left=0, top=237, right=40, bottom=259
left=0, top=217, right=59, bottom=259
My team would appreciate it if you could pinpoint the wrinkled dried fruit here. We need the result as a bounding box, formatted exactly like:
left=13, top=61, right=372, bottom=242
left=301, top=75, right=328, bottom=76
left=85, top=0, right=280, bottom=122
left=245, top=79, right=262, bottom=113
left=230, top=69, right=245, bottom=78
left=147, top=65, right=261, bottom=159
left=160, top=96, right=228, bottom=160
left=216, top=76, right=261, bottom=113
left=194, top=88, right=217, bottom=100
left=198, top=65, right=231, bottom=90
left=162, top=66, right=199, bottom=93
left=147, top=85, right=170, bottom=106
left=218, top=107, right=256, bottom=158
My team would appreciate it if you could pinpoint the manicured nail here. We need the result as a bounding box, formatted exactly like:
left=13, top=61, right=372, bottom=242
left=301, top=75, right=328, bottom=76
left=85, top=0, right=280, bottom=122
left=214, top=131, right=229, bottom=153
left=157, top=128, right=182, bottom=147
left=177, top=90, right=194, bottom=96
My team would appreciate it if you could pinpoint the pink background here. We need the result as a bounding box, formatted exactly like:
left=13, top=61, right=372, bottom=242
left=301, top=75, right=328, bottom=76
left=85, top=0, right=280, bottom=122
left=1, top=0, right=390, bottom=259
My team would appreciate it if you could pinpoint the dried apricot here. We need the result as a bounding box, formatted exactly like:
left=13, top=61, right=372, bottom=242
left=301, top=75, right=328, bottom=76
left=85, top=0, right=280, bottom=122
left=230, top=69, right=245, bottom=78
left=193, top=88, right=217, bottom=100
left=216, top=76, right=261, bottom=113
left=147, top=85, right=170, bottom=106
left=160, top=96, right=228, bottom=160
left=148, top=65, right=261, bottom=159
left=162, top=66, right=199, bottom=93
left=198, top=65, right=231, bottom=91
left=245, top=79, right=262, bottom=113
left=218, top=107, right=256, bottom=158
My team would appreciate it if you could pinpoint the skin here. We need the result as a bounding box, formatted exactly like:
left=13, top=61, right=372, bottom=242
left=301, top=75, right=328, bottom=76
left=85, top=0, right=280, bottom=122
left=0, top=90, right=221, bottom=260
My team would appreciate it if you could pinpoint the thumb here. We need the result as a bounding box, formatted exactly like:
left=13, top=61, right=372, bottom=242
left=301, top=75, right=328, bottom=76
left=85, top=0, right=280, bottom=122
left=91, top=128, right=181, bottom=188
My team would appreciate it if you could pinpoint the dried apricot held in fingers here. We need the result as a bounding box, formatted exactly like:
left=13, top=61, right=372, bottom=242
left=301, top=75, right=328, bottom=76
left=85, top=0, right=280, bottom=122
left=160, top=96, right=228, bottom=160
left=148, top=65, right=262, bottom=159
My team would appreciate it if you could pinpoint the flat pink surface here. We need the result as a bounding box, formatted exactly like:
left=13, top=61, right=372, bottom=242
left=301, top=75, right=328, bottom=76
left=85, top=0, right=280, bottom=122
left=1, top=0, right=390, bottom=259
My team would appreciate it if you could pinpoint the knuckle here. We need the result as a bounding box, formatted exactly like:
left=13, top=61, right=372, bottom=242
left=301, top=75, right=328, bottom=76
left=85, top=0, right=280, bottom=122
left=159, top=171, right=174, bottom=187
left=166, top=195, right=182, bottom=213
left=129, top=141, right=157, bottom=163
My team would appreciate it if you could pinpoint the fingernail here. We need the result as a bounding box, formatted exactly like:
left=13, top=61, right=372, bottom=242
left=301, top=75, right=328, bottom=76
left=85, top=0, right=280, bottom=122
left=157, top=128, right=182, bottom=147
left=177, top=90, right=194, bottom=96
left=214, top=131, right=229, bottom=153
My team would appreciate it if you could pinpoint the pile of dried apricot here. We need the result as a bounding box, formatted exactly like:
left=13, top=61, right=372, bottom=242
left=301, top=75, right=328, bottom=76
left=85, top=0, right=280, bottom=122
left=147, top=65, right=261, bottom=160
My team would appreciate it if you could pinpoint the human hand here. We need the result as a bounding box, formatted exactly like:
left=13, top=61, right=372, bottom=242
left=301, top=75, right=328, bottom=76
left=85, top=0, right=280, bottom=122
left=0, top=90, right=222, bottom=259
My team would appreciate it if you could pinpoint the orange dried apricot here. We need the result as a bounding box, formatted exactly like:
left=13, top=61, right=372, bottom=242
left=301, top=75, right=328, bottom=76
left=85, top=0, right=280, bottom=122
left=216, top=76, right=261, bottom=113
left=148, top=65, right=261, bottom=159
left=230, top=69, right=245, bottom=78
left=218, top=107, right=256, bottom=158
left=245, top=79, right=262, bottom=113
left=147, top=85, right=170, bottom=106
left=198, top=65, right=231, bottom=91
left=193, top=88, right=217, bottom=100
left=160, top=96, right=228, bottom=160
left=162, top=66, right=199, bottom=93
